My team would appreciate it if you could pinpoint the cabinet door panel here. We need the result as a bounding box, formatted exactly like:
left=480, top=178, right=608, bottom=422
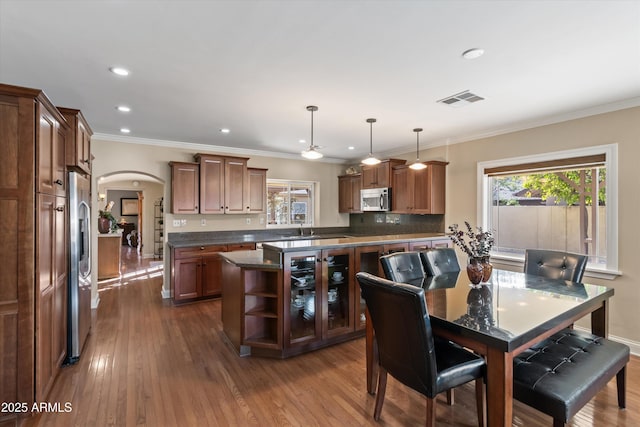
left=224, top=158, right=247, bottom=214
left=284, top=252, right=322, bottom=347
left=247, top=168, right=267, bottom=213
left=170, top=162, right=199, bottom=214
left=391, top=167, right=411, bottom=213
left=322, top=247, right=355, bottom=337
left=174, top=258, right=201, bottom=300
left=200, top=156, right=224, bottom=214
left=37, top=107, right=56, bottom=195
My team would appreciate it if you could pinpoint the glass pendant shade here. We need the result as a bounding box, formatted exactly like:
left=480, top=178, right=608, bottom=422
left=362, top=118, right=380, bottom=165
left=301, top=105, right=323, bottom=159
left=409, top=127, right=426, bottom=170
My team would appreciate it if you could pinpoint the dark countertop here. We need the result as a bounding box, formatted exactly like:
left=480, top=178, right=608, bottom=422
left=262, top=233, right=447, bottom=252
left=220, top=249, right=281, bottom=270
left=167, top=227, right=354, bottom=248
left=220, top=232, right=448, bottom=268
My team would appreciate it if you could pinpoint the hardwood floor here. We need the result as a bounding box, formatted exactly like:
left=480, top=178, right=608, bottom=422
left=27, top=248, right=639, bottom=426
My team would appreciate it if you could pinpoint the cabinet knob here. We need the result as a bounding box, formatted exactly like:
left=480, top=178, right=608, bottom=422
left=200, top=246, right=205, bottom=250
left=55, top=206, right=65, bottom=212
left=54, top=179, right=63, bottom=186
left=316, top=258, right=321, bottom=263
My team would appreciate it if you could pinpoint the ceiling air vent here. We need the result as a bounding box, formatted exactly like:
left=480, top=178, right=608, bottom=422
left=437, top=90, right=485, bottom=108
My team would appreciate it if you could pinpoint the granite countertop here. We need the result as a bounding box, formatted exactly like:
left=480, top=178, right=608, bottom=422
left=220, top=249, right=281, bottom=269
left=166, top=228, right=354, bottom=248
left=262, top=232, right=447, bottom=252
left=220, top=232, right=448, bottom=269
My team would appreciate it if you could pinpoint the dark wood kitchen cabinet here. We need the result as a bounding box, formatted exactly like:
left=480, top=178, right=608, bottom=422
left=0, top=83, right=70, bottom=424
left=171, top=243, right=257, bottom=302
left=361, top=159, right=405, bottom=189
left=247, top=167, right=267, bottom=213
left=284, top=247, right=357, bottom=352
left=338, top=174, right=362, bottom=213
left=392, top=161, right=448, bottom=214
left=169, top=161, right=200, bottom=214
left=194, top=153, right=249, bottom=214
left=58, top=107, right=93, bottom=175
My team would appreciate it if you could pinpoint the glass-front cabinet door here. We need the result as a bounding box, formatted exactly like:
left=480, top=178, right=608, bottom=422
left=322, top=247, right=354, bottom=337
left=285, top=251, right=322, bottom=347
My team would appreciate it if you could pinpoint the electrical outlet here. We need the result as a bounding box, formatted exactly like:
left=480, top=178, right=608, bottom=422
left=180, top=219, right=187, bottom=226
left=246, top=218, right=251, bottom=225
left=201, top=219, right=206, bottom=226
left=173, top=219, right=181, bottom=227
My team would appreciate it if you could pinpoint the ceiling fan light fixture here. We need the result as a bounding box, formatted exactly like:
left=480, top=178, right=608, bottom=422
left=301, top=105, right=323, bottom=160
left=362, top=118, right=380, bottom=165
left=409, top=127, right=427, bottom=170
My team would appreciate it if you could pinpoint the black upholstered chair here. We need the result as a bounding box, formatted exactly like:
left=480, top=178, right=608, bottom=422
left=356, top=272, right=485, bottom=427
left=420, top=248, right=461, bottom=276
left=379, top=251, right=426, bottom=287
left=523, top=249, right=588, bottom=283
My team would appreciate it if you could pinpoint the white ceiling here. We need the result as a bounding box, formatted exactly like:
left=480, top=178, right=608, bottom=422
left=1, top=1, right=639, bottom=162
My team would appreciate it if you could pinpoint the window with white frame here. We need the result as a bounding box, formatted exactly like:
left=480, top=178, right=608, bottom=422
left=478, top=144, right=618, bottom=275
left=266, top=180, right=316, bottom=227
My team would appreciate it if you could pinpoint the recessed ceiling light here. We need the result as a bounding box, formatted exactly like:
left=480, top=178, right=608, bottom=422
left=120, top=128, right=131, bottom=134
left=109, top=67, right=130, bottom=76
left=299, top=139, right=306, bottom=144
left=348, top=146, right=355, bottom=150
left=220, top=128, right=230, bottom=134
left=462, top=48, right=484, bottom=60
left=116, top=105, right=131, bottom=113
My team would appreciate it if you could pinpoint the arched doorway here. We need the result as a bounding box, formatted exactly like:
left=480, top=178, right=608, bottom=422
left=96, top=171, right=165, bottom=262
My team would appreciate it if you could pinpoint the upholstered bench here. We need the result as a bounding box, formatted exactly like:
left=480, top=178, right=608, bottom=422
left=513, top=329, right=629, bottom=427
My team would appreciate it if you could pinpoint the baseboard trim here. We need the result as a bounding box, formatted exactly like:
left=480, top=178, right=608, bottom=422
left=91, top=295, right=101, bottom=309
left=161, top=287, right=171, bottom=299
left=574, top=326, right=640, bottom=356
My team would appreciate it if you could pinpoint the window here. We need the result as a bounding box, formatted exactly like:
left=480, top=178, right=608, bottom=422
left=478, top=144, right=618, bottom=277
left=266, top=180, right=316, bottom=227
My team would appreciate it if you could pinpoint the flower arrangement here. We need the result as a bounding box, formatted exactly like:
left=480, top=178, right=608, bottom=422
left=448, top=221, right=494, bottom=259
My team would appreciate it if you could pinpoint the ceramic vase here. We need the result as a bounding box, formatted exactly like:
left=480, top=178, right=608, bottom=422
left=466, top=257, right=484, bottom=285
left=481, top=256, right=493, bottom=282
left=98, top=217, right=111, bottom=234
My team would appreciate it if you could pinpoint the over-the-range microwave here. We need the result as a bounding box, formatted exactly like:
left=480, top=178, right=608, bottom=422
left=361, top=187, right=391, bottom=211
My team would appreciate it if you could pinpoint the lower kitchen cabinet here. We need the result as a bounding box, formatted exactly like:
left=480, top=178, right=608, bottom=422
left=284, top=247, right=358, bottom=352
left=171, top=243, right=256, bottom=302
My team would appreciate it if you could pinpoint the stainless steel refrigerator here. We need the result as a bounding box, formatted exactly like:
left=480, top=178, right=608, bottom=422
left=67, top=171, right=92, bottom=363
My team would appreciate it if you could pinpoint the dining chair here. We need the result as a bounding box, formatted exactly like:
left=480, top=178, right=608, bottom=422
left=356, top=272, right=486, bottom=427
left=523, top=249, right=588, bottom=282
left=379, top=251, right=426, bottom=287
left=420, top=248, right=461, bottom=276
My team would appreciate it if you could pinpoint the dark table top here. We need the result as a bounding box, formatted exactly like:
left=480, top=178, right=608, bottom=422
left=424, top=269, right=614, bottom=352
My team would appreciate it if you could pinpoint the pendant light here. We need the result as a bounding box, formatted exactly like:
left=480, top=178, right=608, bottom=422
left=301, top=105, right=323, bottom=160
left=409, top=128, right=427, bottom=170
left=361, top=118, right=381, bottom=165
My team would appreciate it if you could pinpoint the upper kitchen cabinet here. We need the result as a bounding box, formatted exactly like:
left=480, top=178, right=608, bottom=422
left=247, top=167, right=268, bottom=214
left=57, top=107, right=93, bottom=175
left=338, top=174, right=362, bottom=213
left=169, top=161, right=200, bottom=214
left=194, top=154, right=249, bottom=214
left=38, top=102, right=69, bottom=197
left=392, top=161, right=447, bottom=214
left=361, top=159, right=406, bottom=189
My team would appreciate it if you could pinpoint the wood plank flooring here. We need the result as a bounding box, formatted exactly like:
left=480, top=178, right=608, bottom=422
left=26, top=248, right=640, bottom=426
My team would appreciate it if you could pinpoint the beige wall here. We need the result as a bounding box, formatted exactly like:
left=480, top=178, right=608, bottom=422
left=414, top=106, right=639, bottom=346
left=90, top=140, right=350, bottom=303
left=90, top=106, right=640, bottom=347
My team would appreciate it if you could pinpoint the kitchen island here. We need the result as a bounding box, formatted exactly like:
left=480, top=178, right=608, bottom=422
left=220, top=233, right=449, bottom=358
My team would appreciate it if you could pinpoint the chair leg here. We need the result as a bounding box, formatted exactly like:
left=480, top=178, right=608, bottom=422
left=617, top=365, right=627, bottom=409
left=426, top=396, right=436, bottom=427
left=475, top=378, right=485, bottom=427
left=446, top=389, right=454, bottom=405
left=373, top=366, right=387, bottom=421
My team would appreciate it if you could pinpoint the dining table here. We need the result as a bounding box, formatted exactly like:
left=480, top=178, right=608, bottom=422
left=364, top=269, right=614, bottom=427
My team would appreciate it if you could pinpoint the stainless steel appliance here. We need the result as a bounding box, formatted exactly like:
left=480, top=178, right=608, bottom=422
left=67, top=171, right=92, bottom=364
left=361, top=187, right=391, bottom=211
